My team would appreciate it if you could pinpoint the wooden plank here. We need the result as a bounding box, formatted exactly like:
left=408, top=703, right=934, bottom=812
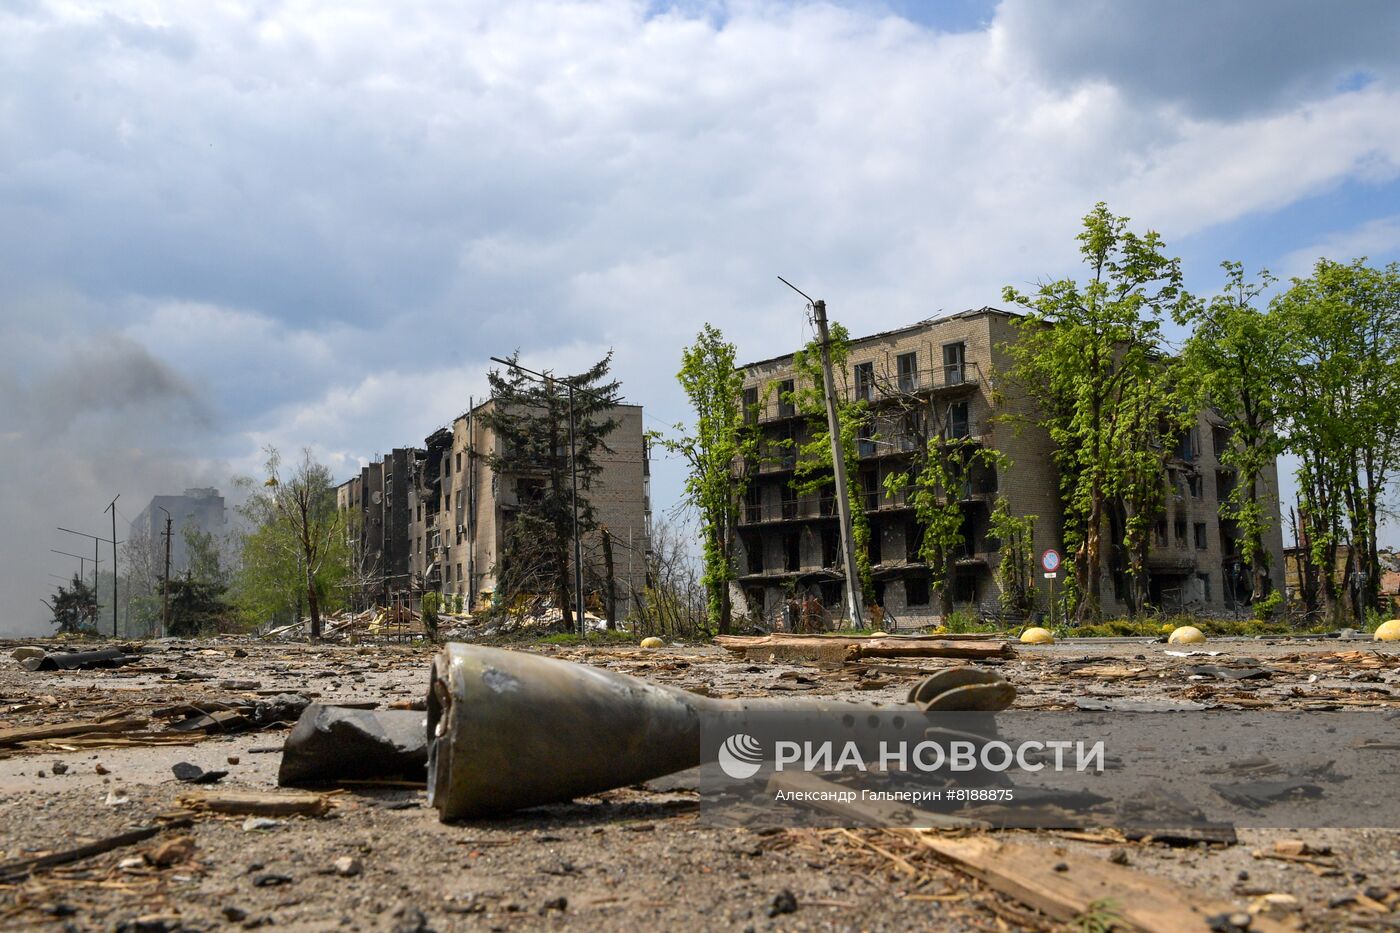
left=914, top=833, right=1286, bottom=933
left=715, top=635, right=1012, bottom=663
left=777, top=772, right=1285, bottom=933
left=854, top=640, right=1013, bottom=661
left=178, top=790, right=331, bottom=817
left=0, top=717, right=147, bottom=747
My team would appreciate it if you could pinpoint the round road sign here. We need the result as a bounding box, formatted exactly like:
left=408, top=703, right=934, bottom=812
left=1041, top=549, right=1062, bottom=573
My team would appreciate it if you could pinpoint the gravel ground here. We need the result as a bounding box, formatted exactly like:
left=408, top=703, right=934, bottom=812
left=1, top=635, right=1398, bottom=931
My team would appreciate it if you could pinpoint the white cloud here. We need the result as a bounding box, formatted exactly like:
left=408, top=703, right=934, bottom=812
left=1277, top=214, right=1400, bottom=280
left=3, top=0, right=1400, bottom=632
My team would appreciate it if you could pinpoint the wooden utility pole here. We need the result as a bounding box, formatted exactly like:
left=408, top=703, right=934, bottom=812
left=103, top=497, right=120, bottom=637
left=811, top=299, right=865, bottom=628
left=601, top=525, right=616, bottom=630
left=159, top=507, right=173, bottom=638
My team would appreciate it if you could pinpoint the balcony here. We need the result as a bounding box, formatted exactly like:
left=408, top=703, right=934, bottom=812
left=740, top=497, right=840, bottom=525
left=871, top=361, right=984, bottom=401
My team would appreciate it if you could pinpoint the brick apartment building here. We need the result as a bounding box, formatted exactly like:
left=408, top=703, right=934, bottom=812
left=734, top=307, right=1285, bottom=626
left=338, top=401, right=651, bottom=614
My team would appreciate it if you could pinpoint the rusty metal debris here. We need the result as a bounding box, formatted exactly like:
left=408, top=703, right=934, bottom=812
left=19, top=647, right=133, bottom=672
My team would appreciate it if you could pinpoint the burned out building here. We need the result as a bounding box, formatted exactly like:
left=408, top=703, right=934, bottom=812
left=734, top=308, right=1285, bottom=626
left=335, top=449, right=413, bottom=603
left=426, top=399, right=651, bottom=612
left=338, top=401, right=652, bottom=615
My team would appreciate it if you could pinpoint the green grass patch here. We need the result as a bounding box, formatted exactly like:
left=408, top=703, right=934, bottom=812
left=1057, top=616, right=1337, bottom=639
left=533, top=628, right=642, bottom=647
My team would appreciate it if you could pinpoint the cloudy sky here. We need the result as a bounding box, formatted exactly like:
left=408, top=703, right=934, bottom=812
left=4, top=0, right=1399, bottom=634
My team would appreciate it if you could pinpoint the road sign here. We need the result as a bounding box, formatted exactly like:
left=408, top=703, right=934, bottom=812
left=1041, top=548, right=1062, bottom=574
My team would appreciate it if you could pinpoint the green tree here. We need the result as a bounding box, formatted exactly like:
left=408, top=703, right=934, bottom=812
left=885, top=435, right=1005, bottom=618
left=481, top=352, right=621, bottom=631
left=232, top=447, right=349, bottom=636
left=789, top=323, right=875, bottom=608
left=1107, top=356, right=1197, bottom=614
left=166, top=526, right=233, bottom=636
left=989, top=497, right=1037, bottom=617
left=1177, top=262, right=1287, bottom=603
left=1273, top=258, right=1400, bottom=622
left=420, top=590, right=440, bottom=641
left=1002, top=203, right=1186, bottom=622
left=654, top=325, right=754, bottom=635
left=44, top=574, right=99, bottom=635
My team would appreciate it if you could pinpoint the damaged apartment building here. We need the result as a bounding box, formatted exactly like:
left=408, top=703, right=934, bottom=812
left=735, top=308, right=1285, bottom=626
left=338, top=400, right=651, bottom=613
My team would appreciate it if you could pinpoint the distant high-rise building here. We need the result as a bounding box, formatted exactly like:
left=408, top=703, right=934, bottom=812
left=130, top=488, right=227, bottom=574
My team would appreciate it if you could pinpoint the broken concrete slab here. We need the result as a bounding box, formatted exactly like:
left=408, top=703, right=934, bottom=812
left=278, top=705, right=428, bottom=787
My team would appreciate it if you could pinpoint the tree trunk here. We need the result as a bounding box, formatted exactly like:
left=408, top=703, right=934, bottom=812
left=306, top=562, right=321, bottom=639
left=1077, top=492, right=1104, bottom=623
left=939, top=552, right=955, bottom=619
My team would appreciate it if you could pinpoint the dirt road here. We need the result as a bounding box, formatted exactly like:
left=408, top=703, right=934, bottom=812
left=1, top=635, right=1396, bottom=931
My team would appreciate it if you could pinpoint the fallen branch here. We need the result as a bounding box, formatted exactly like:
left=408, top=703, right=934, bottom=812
left=0, top=818, right=193, bottom=882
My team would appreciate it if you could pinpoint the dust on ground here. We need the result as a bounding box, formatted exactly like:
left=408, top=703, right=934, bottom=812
left=1, top=635, right=1398, bottom=931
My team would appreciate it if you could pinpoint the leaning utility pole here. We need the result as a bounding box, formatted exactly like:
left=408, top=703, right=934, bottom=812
left=105, top=495, right=120, bottom=638
left=777, top=278, right=864, bottom=628
left=159, top=507, right=173, bottom=638
left=811, top=299, right=865, bottom=628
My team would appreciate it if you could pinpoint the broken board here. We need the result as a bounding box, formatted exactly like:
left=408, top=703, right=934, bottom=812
left=714, top=634, right=1013, bottom=664
left=775, top=771, right=1286, bottom=933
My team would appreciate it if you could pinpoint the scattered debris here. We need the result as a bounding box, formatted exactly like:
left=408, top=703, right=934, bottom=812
left=1211, top=779, right=1324, bottom=810
left=241, top=817, right=282, bottom=832
left=332, top=856, right=362, bottom=877
left=19, top=647, right=134, bottom=671
left=0, top=716, right=148, bottom=748
left=0, top=818, right=194, bottom=882
left=171, top=761, right=228, bottom=784
left=767, top=889, right=798, bottom=917
left=774, top=771, right=1292, bottom=933
left=146, top=835, right=195, bottom=869
left=278, top=705, right=427, bottom=787
left=714, top=633, right=1014, bottom=662
left=178, top=789, right=332, bottom=817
